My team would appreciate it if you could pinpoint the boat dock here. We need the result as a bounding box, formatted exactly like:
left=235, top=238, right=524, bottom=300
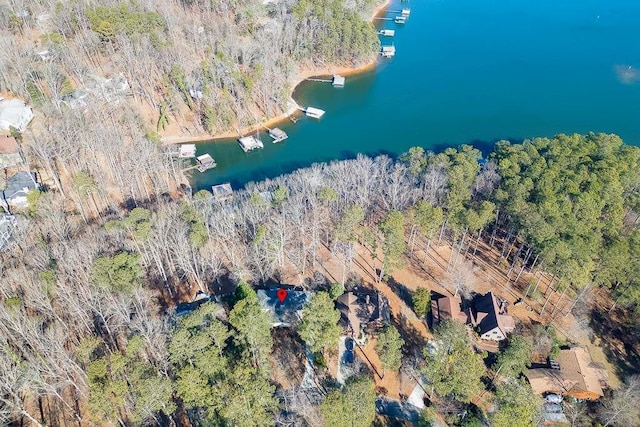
left=267, top=127, right=288, bottom=143
left=306, top=74, right=345, bottom=87
left=381, top=45, right=396, bottom=58
left=196, top=154, right=216, bottom=172
left=238, top=134, right=264, bottom=152
left=304, top=107, right=325, bottom=119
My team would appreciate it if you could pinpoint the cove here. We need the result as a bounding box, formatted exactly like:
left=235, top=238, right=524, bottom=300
left=192, top=0, right=640, bottom=191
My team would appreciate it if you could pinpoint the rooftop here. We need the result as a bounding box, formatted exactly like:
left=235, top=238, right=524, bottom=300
left=257, top=288, right=310, bottom=327
left=0, top=99, right=34, bottom=132
left=431, top=293, right=469, bottom=326
left=3, top=171, right=38, bottom=200
left=211, top=183, right=233, bottom=201
left=471, top=291, right=515, bottom=337
left=526, top=347, right=609, bottom=400
left=337, top=289, right=391, bottom=335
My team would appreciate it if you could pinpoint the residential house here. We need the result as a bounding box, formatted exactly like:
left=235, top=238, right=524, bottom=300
left=431, top=293, right=470, bottom=327
left=0, top=98, right=34, bottom=133
left=469, top=291, right=515, bottom=341
left=525, top=347, right=609, bottom=400
left=337, top=288, right=391, bottom=338
left=257, top=288, right=310, bottom=327
left=0, top=137, right=23, bottom=168
left=431, top=291, right=514, bottom=341
left=2, top=171, right=39, bottom=211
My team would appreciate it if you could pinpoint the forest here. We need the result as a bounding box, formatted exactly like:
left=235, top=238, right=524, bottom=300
left=1, top=131, right=640, bottom=425
left=2, top=0, right=640, bottom=426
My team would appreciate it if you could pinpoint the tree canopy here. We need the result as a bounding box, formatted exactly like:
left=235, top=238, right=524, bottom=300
left=299, top=291, right=342, bottom=354
left=422, top=320, right=486, bottom=402
left=320, top=376, right=377, bottom=427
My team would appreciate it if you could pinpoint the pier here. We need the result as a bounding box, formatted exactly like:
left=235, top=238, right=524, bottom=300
left=306, top=74, right=345, bottom=87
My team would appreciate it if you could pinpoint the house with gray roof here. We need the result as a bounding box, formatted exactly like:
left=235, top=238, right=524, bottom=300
left=2, top=171, right=39, bottom=211
left=257, top=288, right=310, bottom=327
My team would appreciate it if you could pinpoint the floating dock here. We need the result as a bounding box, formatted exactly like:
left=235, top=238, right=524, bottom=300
left=268, top=127, right=288, bottom=143
left=178, top=144, right=196, bottom=158
left=381, top=45, right=396, bottom=58
left=379, top=29, right=395, bottom=37
left=196, top=154, right=216, bottom=172
left=305, top=107, right=325, bottom=119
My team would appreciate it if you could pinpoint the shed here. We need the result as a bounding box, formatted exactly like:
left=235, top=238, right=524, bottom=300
left=0, top=99, right=34, bottom=132
left=2, top=171, right=39, bottom=209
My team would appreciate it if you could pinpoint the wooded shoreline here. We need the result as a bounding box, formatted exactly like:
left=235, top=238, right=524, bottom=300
left=160, top=0, right=392, bottom=145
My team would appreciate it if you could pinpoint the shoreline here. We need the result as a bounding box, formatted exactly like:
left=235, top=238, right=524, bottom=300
left=161, top=0, right=391, bottom=145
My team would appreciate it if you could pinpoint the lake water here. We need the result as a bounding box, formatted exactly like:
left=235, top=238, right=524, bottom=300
left=192, top=0, right=640, bottom=190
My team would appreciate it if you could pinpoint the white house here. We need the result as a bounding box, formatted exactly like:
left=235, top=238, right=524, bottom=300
left=0, top=99, right=34, bottom=132
left=470, top=291, right=515, bottom=341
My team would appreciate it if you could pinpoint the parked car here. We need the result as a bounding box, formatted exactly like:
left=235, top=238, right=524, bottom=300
left=345, top=337, right=355, bottom=364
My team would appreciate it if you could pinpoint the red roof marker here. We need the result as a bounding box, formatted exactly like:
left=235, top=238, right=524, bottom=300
left=276, top=288, right=288, bottom=303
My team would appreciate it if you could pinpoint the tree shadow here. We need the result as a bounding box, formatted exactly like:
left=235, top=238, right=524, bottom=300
left=385, top=276, right=414, bottom=309
left=395, top=313, right=428, bottom=356
left=589, top=307, right=640, bottom=379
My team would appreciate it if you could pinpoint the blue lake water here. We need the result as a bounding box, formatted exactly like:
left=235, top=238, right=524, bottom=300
left=193, top=0, right=640, bottom=190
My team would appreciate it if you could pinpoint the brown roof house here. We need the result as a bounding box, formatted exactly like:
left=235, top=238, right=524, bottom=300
left=337, top=289, right=390, bottom=340
left=526, top=347, right=609, bottom=400
left=469, top=291, right=515, bottom=341
left=431, top=293, right=470, bottom=327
